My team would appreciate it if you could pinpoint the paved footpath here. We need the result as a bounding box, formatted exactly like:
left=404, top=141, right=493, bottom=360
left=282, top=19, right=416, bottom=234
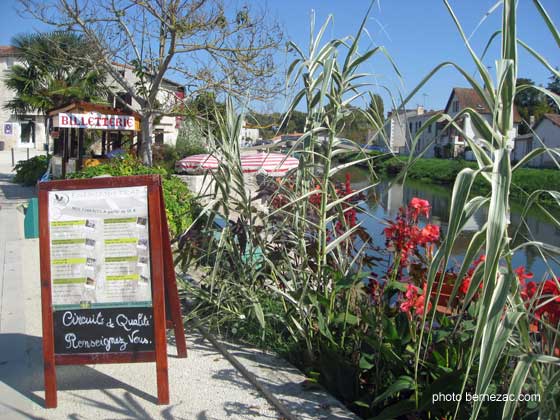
left=0, top=150, right=356, bottom=420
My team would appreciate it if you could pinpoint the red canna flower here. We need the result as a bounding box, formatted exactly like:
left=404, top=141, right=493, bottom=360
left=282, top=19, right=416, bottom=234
left=418, top=224, right=440, bottom=245
left=399, top=283, right=432, bottom=317
left=409, top=197, right=430, bottom=220
left=515, top=266, right=534, bottom=284
left=522, top=278, right=560, bottom=327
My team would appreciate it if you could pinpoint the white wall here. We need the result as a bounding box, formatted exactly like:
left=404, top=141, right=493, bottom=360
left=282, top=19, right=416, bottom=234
left=0, top=55, right=46, bottom=150
left=534, top=119, right=560, bottom=168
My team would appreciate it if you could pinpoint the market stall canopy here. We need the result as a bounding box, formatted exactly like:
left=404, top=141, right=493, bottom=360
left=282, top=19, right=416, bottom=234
left=49, top=101, right=142, bottom=132
left=175, top=152, right=299, bottom=176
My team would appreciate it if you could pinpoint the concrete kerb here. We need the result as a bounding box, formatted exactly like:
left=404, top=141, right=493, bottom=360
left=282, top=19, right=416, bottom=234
left=193, top=320, right=358, bottom=420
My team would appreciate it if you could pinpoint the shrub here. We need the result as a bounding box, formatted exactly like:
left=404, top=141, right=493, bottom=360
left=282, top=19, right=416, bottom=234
left=69, top=154, right=195, bottom=237
left=380, top=157, right=405, bottom=174
left=175, top=120, right=208, bottom=158
left=13, top=155, right=49, bottom=186
left=152, top=143, right=179, bottom=173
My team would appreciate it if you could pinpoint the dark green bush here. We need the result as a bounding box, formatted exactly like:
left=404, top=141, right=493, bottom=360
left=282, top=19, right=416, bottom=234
left=69, top=155, right=196, bottom=237
left=379, top=157, right=405, bottom=174
left=13, top=155, right=49, bottom=186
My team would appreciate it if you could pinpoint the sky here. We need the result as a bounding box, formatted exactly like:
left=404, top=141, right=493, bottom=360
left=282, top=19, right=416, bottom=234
left=0, top=0, right=558, bottom=113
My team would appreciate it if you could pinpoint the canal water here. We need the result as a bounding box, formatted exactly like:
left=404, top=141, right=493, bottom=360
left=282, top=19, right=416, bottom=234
left=338, top=166, right=560, bottom=281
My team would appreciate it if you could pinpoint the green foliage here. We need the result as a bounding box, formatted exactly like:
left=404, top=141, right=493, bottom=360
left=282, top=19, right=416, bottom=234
left=70, top=155, right=195, bottom=236
left=12, top=155, right=49, bottom=186
left=152, top=144, right=179, bottom=173
left=174, top=120, right=208, bottom=158
left=338, top=107, right=373, bottom=142
left=515, top=77, right=553, bottom=134
left=248, top=109, right=307, bottom=139
left=4, top=31, right=107, bottom=115
left=546, top=71, right=560, bottom=112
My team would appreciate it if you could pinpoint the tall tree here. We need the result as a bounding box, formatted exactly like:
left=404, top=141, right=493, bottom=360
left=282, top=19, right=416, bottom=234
left=4, top=31, right=107, bottom=115
left=546, top=70, right=560, bottom=113
left=367, top=93, right=384, bottom=131
left=21, top=0, right=283, bottom=165
left=514, top=77, right=552, bottom=134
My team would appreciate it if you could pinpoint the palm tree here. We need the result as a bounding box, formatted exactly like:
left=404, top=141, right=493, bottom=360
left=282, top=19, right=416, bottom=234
left=4, top=31, right=108, bottom=116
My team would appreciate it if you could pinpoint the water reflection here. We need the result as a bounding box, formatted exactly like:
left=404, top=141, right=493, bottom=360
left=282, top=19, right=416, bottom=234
left=343, top=168, right=559, bottom=280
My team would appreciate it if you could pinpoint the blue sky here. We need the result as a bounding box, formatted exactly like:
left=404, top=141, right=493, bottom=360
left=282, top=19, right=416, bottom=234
left=1, top=0, right=558, bottom=113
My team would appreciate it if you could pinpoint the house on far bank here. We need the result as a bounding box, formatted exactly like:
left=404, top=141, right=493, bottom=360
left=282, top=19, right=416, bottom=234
left=513, top=113, right=560, bottom=168
left=366, top=106, right=443, bottom=156
left=0, top=46, right=47, bottom=151
left=406, top=108, right=445, bottom=158
left=437, top=87, right=521, bottom=159
left=366, top=107, right=418, bottom=154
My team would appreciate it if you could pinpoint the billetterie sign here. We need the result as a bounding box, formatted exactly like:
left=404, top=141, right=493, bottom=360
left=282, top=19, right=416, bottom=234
left=59, top=112, right=135, bottom=130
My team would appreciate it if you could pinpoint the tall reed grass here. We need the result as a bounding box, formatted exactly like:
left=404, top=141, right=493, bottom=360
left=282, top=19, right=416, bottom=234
left=178, top=1, right=559, bottom=418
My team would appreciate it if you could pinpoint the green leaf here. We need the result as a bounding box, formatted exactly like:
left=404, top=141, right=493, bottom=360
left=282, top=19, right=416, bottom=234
left=359, top=354, right=374, bottom=370
left=372, top=376, right=415, bottom=406
left=502, top=356, right=533, bottom=419
left=333, top=312, right=359, bottom=326
left=369, top=398, right=416, bottom=420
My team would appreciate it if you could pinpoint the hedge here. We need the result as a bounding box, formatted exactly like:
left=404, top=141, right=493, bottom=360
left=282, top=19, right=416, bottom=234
left=374, top=157, right=559, bottom=207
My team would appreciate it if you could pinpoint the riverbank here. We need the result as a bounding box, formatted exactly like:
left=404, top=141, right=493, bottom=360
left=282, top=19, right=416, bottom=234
left=368, top=156, right=559, bottom=207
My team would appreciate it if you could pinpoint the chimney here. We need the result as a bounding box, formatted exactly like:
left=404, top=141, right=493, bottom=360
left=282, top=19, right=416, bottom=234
left=417, top=106, right=424, bottom=115
left=529, top=115, right=535, bottom=127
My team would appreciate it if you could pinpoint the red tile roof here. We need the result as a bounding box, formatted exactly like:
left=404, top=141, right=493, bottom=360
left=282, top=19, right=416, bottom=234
left=0, top=46, right=17, bottom=56
left=445, top=87, right=521, bottom=122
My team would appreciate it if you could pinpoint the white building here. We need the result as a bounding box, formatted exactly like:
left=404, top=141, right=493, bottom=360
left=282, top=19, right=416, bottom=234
left=367, top=106, right=437, bottom=154
left=437, top=87, right=521, bottom=158
left=108, top=62, right=184, bottom=147
left=406, top=108, right=444, bottom=158
left=239, top=121, right=260, bottom=146
left=513, top=113, right=560, bottom=168
left=0, top=46, right=48, bottom=151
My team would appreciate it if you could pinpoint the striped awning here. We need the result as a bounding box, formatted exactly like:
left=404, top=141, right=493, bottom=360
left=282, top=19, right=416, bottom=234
left=239, top=153, right=299, bottom=175
left=175, top=152, right=299, bottom=176
left=175, top=154, right=219, bottom=172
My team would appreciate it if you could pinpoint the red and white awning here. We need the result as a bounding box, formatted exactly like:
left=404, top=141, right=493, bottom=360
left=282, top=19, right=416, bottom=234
left=239, top=153, right=299, bottom=175
left=175, top=154, right=220, bottom=172
left=176, top=152, right=299, bottom=176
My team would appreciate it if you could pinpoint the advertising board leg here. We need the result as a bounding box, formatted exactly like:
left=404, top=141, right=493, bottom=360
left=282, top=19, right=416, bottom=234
left=149, top=184, right=170, bottom=404
left=39, top=188, right=58, bottom=408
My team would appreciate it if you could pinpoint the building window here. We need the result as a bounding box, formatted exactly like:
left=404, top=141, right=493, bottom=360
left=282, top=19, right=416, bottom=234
left=428, top=124, right=432, bottom=133
left=20, top=120, right=35, bottom=145
left=155, top=130, right=164, bottom=144
left=409, top=122, right=413, bottom=133
left=452, top=101, right=459, bottom=113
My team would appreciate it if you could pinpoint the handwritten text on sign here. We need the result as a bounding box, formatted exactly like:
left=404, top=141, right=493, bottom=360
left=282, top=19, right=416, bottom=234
left=53, top=308, right=154, bottom=354
left=58, top=112, right=136, bottom=130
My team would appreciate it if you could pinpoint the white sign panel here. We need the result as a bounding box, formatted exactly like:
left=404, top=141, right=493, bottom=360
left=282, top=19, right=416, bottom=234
left=48, top=186, right=151, bottom=310
left=58, top=112, right=136, bottom=130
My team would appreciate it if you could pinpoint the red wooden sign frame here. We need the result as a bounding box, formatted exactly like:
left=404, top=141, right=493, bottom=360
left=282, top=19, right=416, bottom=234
left=38, top=175, right=187, bottom=408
